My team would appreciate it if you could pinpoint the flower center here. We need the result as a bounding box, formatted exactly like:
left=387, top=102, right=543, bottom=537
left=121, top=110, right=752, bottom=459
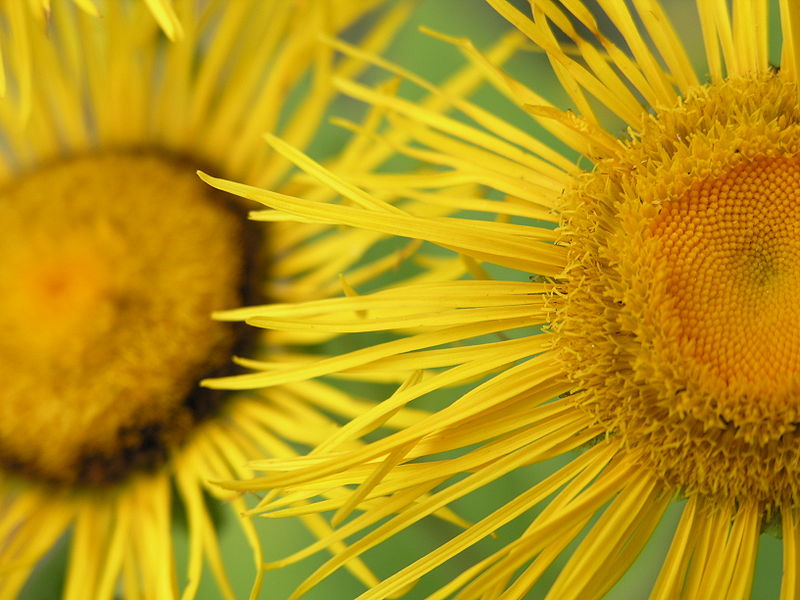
left=651, top=156, right=800, bottom=395
left=556, top=76, right=800, bottom=509
left=0, top=153, right=251, bottom=485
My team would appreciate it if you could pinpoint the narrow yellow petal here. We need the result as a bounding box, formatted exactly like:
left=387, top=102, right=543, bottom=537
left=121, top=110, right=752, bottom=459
left=697, top=0, right=724, bottom=81
left=143, top=0, right=183, bottom=40
left=331, top=441, right=417, bottom=527
left=781, top=508, right=800, bottom=600
left=359, top=444, right=629, bottom=600
left=71, top=0, right=99, bottom=17
left=781, top=0, right=800, bottom=81
left=176, top=468, right=235, bottom=600
left=294, top=417, right=599, bottom=599
left=630, top=0, right=700, bottom=92
left=595, top=0, right=677, bottom=105
left=726, top=503, right=760, bottom=600
left=682, top=502, right=735, bottom=597
left=94, top=500, right=129, bottom=600
left=328, top=33, right=576, bottom=181
left=266, top=133, right=405, bottom=214
left=545, top=471, right=665, bottom=600
left=695, top=502, right=759, bottom=599
left=650, top=496, right=701, bottom=600
left=201, top=172, right=567, bottom=276
left=489, top=0, right=644, bottom=125
left=64, top=502, right=108, bottom=599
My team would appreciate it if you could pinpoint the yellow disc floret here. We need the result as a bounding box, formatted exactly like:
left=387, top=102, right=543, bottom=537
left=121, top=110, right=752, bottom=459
left=0, top=153, right=249, bottom=485
left=651, top=157, right=800, bottom=396
left=556, top=75, right=800, bottom=510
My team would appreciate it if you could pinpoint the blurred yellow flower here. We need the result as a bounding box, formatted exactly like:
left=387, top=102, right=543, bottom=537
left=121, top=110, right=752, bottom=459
left=0, top=0, right=182, bottom=108
left=207, top=1, right=800, bottom=598
left=0, top=1, right=424, bottom=598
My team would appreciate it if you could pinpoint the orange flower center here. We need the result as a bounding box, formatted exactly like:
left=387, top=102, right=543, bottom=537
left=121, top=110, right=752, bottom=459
left=651, top=157, right=800, bottom=395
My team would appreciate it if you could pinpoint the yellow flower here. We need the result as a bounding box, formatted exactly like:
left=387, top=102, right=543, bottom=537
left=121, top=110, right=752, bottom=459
left=0, top=1, right=421, bottom=598
left=206, top=1, right=800, bottom=598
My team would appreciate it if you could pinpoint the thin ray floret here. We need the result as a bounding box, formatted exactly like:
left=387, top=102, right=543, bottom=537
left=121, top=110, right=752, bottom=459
left=206, top=1, right=800, bottom=598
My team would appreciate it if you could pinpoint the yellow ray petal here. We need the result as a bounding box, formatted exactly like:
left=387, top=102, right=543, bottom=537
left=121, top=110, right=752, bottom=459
left=201, top=172, right=568, bottom=276
left=650, top=496, right=701, bottom=600
left=544, top=471, right=665, bottom=600
left=781, top=0, right=800, bottom=81
left=781, top=508, right=800, bottom=600
left=630, top=0, right=700, bottom=92
left=142, top=0, right=182, bottom=40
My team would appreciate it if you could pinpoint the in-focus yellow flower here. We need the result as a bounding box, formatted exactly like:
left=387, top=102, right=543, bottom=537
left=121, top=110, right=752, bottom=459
left=0, top=1, right=425, bottom=598
left=205, top=1, right=800, bottom=598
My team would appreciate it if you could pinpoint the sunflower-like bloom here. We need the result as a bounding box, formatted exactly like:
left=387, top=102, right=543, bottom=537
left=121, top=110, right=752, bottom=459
left=205, top=1, right=800, bottom=598
left=0, top=1, right=429, bottom=598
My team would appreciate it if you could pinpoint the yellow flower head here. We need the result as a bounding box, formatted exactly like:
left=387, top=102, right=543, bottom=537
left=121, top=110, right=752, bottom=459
left=558, top=75, right=800, bottom=509
left=0, top=1, right=415, bottom=598
left=208, top=1, right=800, bottom=598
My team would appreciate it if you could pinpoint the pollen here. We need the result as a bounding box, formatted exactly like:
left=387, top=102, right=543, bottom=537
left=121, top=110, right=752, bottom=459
left=0, top=153, right=249, bottom=485
left=556, top=76, right=800, bottom=510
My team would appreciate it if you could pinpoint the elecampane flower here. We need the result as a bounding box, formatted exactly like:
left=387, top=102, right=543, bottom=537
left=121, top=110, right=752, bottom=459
left=204, top=0, right=800, bottom=598
left=0, top=1, right=427, bottom=598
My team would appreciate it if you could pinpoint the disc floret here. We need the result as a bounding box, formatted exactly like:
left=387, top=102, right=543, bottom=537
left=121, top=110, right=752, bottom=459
left=557, top=75, right=800, bottom=509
